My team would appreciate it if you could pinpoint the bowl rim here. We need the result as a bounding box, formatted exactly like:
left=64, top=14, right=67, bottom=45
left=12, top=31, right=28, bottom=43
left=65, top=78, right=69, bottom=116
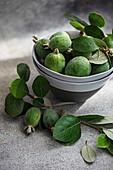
left=33, top=46, right=113, bottom=80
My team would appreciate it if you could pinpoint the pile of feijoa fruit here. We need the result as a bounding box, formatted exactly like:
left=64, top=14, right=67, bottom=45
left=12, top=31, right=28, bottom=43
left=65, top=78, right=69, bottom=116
left=33, top=12, right=113, bottom=77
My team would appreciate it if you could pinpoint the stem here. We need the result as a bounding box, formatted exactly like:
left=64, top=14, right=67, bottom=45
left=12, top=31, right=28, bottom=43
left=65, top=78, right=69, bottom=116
left=27, top=93, right=35, bottom=99
left=53, top=102, right=77, bottom=107
left=81, top=120, right=102, bottom=132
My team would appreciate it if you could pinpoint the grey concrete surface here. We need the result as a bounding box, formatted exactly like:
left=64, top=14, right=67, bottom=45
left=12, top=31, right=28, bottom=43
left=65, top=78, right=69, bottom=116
left=0, top=0, right=113, bottom=170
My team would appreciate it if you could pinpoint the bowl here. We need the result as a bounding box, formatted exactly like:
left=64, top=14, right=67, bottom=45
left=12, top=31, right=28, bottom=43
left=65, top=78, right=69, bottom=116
left=32, top=30, right=113, bottom=83
left=33, top=57, right=113, bottom=102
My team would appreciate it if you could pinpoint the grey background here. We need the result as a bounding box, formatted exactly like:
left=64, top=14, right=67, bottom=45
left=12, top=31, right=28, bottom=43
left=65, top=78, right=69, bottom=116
left=0, top=0, right=113, bottom=170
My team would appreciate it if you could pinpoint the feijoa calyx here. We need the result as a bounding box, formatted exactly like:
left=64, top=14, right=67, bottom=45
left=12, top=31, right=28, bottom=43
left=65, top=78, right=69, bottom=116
left=24, top=107, right=41, bottom=134
left=45, top=48, right=66, bottom=73
left=43, top=109, right=59, bottom=129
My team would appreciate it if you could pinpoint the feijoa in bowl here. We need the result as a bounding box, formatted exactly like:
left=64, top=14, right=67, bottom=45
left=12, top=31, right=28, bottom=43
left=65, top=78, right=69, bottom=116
left=32, top=31, right=113, bottom=83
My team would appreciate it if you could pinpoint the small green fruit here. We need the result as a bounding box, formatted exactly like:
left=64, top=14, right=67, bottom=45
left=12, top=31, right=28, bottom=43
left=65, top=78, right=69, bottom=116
left=43, top=109, right=59, bottom=129
left=92, top=62, right=110, bottom=75
left=73, top=50, right=92, bottom=59
left=50, top=31, right=70, bottom=39
left=45, top=48, right=65, bottom=73
left=49, top=36, right=72, bottom=52
left=65, top=56, right=91, bottom=77
left=103, top=37, right=113, bottom=48
left=24, top=107, right=41, bottom=134
left=35, top=39, right=52, bottom=60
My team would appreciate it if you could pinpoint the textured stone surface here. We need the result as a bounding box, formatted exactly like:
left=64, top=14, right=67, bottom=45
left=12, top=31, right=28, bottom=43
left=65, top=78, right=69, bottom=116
left=0, top=1, right=113, bottom=170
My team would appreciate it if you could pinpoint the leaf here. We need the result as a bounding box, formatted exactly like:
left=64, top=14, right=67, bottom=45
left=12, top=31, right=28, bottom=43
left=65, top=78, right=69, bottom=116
left=85, top=25, right=105, bottom=39
left=70, top=21, right=84, bottom=32
left=43, top=97, right=53, bottom=109
left=89, top=12, right=105, bottom=27
left=32, top=75, right=50, bottom=98
left=93, top=38, right=108, bottom=49
left=9, top=79, right=29, bottom=98
left=64, top=13, right=88, bottom=26
left=77, top=114, right=104, bottom=121
left=88, top=50, right=108, bottom=64
left=17, top=63, right=30, bottom=82
left=107, top=140, right=113, bottom=154
left=53, top=115, right=81, bottom=142
left=103, top=128, right=113, bottom=140
left=97, top=134, right=110, bottom=148
left=56, top=109, right=67, bottom=117
left=33, top=98, right=44, bottom=108
left=103, top=36, right=113, bottom=48
left=89, top=116, right=113, bottom=124
left=72, top=36, right=99, bottom=52
left=5, top=93, right=24, bottom=117
left=20, top=102, right=33, bottom=116
left=81, top=141, right=96, bottom=163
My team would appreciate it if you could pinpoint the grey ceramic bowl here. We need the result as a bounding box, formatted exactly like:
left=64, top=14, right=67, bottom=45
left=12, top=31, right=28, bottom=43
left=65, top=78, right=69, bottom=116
left=33, top=57, right=113, bottom=102
left=32, top=30, right=113, bottom=83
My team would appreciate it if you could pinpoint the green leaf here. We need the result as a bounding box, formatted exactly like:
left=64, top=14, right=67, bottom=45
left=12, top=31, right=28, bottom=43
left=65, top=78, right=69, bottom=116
left=64, top=13, right=88, bottom=26
left=53, top=115, right=81, bottom=142
left=93, top=38, right=108, bottom=49
left=97, top=134, right=110, bottom=148
left=32, top=75, right=50, bottom=97
left=107, top=140, right=113, bottom=154
left=81, top=141, right=96, bottom=163
left=88, top=50, right=108, bottom=64
left=72, top=36, right=99, bottom=52
left=70, top=21, right=84, bottom=32
left=5, top=93, right=24, bottom=117
left=33, top=98, right=44, bottom=108
left=17, top=63, right=30, bottom=82
left=77, top=114, right=104, bottom=121
left=85, top=25, right=105, bottom=39
left=43, top=98, right=53, bottom=109
left=103, top=36, right=113, bottom=48
left=103, top=128, right=113, bottom=140
left=9, top=79, right=29, bottom=98
left=89, top=116, right=113, bottom=124
left=20, top=102, right=32, bottom=116
left=89, top=12, right=105, bottom=27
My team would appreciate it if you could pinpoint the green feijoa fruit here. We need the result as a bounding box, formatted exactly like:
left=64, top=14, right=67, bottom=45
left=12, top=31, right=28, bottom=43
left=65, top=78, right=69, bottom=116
left=43, top=109, right=59, bottom=129
left=49, top=36, right=72, bottom=52
left=5, top=93, right=24, bottom=117
left=24, top=107, right=41, bottom=134
left=17, top=63, right=30, bottom=82
left=103, top=37, right=113, bottom=48
left=89, top=12, right=105, bottom=27
left=9, top=78, right=29, bottom=99
left=65, top=56, right=91, bottom=77
left=91, top=62, right=110, bottom=75
left=35, top=38, right=52, bottom=60
left=50, top=31, right=70, bottom=40
left=73, top=50, right=92, bottom=59
left=45, top=48, right=66, bottom=73
left=72, top=36, right=99, bottom=52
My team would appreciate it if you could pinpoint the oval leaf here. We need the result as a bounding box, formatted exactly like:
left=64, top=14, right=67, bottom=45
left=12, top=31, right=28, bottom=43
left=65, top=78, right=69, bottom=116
left=89, top=116, right=113, bottom=124
left=107, top=140, right=113, bottom=154
left=5, top=93, right=24, bottom=117
left=73, top=36, right=99, bottom=52
left=97, top=134, right=110, bottom=148
left=70, top=21, right=84, bottom=32
left=17, top=63, right=30, bottom=82
left=43, top=97, right=53, bottom=109
left=103, top=128, right=113, bottom=140
left=53, top=115, right=81, bottom=142
left=85, top=25, right=105, bottom=39
left=32, top=75, right=50, bottom=97
left=93, top=38, right=108, bottom=49
left=20, top=102, right=33, bottom=116
left=81, top=141, right=96, bottom=163
left=9, top=79, right=29, bottom=98
left=89, top=50, right=108, bottom=64
left=64, top=13, right=88, bottom=26
left=33, top=98, right=44, bottom=108
left=89, top=12, right=105, bottom=27
left=77, top=114, right=104, bottom=121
